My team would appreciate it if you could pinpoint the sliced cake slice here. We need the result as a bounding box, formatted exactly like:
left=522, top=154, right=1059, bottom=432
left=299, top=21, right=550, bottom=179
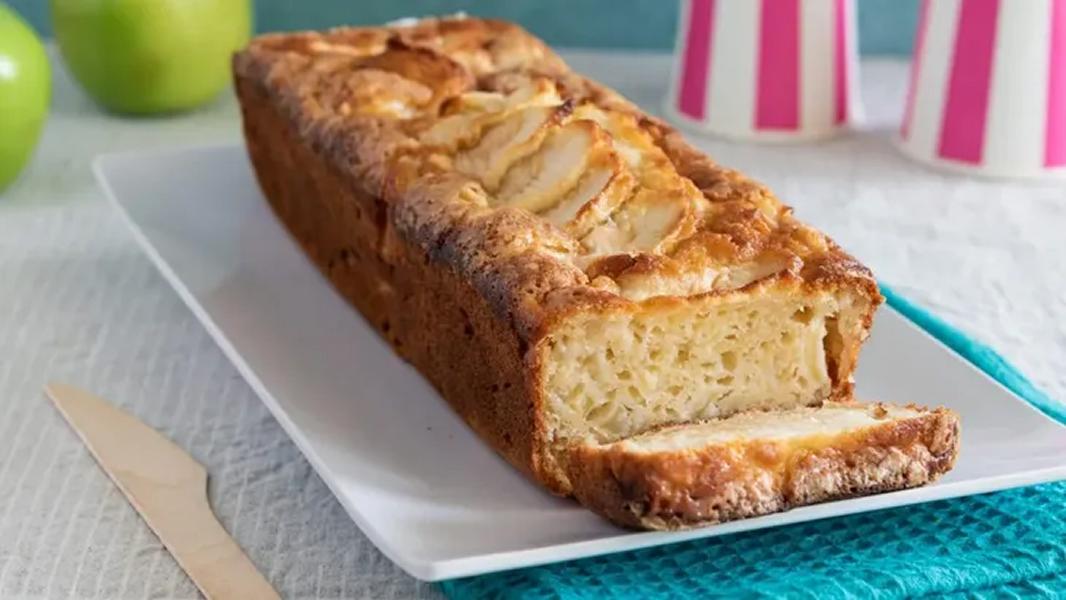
left=566, top=402, right=960, bottom=530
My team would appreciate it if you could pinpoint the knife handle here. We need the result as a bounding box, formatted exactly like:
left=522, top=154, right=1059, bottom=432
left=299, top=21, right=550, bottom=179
left=168, top=489, right=281, bottom=600
left=46, top=384, right=280, bottom=600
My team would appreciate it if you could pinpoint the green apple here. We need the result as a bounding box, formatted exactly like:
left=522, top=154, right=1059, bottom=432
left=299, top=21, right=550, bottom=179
left=0, top=3, right=50, bottom=192
left=50, top=0, right=251, bottom=115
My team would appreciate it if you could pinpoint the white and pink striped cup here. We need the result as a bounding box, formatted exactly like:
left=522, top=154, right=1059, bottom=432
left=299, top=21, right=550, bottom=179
left=665, top=0, right=861, bottom=141
left=899, top=0, right=1066, bottom=179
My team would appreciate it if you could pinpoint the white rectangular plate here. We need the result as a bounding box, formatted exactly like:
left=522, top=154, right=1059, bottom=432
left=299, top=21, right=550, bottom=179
left=95, top=144, right=1066, bottom=581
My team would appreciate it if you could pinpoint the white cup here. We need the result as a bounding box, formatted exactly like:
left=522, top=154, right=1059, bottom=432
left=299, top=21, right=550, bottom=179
left=664, top=0, right=862, bottom=142
left=898, top=0, right=1066, bottom=179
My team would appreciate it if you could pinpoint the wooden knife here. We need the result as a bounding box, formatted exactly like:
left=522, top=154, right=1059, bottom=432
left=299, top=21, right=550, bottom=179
left=45, top=383, right=281, bottom=600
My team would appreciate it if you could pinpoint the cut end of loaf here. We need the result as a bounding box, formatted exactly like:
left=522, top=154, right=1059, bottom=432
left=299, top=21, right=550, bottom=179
left=565, top=401, right=960, bottom=530
left=541, top=282, right=872, bottom=449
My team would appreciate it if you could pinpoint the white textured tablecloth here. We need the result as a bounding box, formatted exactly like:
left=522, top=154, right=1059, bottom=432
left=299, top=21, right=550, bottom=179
left=1, top=51, right=1063, bottom=599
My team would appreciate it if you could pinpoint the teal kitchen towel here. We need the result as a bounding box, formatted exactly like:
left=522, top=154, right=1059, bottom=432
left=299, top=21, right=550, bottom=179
left=440, top=285, right=1066, bottom=599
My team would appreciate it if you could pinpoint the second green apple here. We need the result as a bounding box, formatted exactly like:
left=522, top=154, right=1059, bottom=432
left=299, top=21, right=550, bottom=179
left=51, top=0, right=251, bottom=115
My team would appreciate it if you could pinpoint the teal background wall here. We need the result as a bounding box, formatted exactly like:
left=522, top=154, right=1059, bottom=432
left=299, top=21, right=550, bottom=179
left=8, top=0, right=919, bottom=55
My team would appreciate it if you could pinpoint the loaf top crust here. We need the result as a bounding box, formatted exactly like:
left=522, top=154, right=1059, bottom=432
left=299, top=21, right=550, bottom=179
left=233, top=16, right=879, bottom=342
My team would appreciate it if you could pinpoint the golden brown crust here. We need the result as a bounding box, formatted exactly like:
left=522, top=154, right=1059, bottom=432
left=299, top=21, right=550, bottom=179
left=233, top=16, right=884, bottom=498
left=237, top=74, right=552, bottom=484
left=233, top=16, right=880, bottom=336
left=565, top=405, right=960, bottom=530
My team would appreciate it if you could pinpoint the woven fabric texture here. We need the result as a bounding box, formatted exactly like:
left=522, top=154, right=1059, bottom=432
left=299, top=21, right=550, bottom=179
left=440, top=288, right=1066, bottom=600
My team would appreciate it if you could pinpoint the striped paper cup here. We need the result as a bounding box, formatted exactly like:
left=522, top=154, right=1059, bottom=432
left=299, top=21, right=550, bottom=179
left=899, top=0, right=1066, bottom=179
left=665, top=0, right=861, bottom=142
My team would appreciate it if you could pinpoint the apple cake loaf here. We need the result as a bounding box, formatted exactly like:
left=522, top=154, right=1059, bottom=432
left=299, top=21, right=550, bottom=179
left=233, top=16, right=958, bottom=529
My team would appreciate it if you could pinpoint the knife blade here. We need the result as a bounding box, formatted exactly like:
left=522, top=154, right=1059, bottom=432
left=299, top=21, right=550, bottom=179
left=46, top=383, right=280, bottom=600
